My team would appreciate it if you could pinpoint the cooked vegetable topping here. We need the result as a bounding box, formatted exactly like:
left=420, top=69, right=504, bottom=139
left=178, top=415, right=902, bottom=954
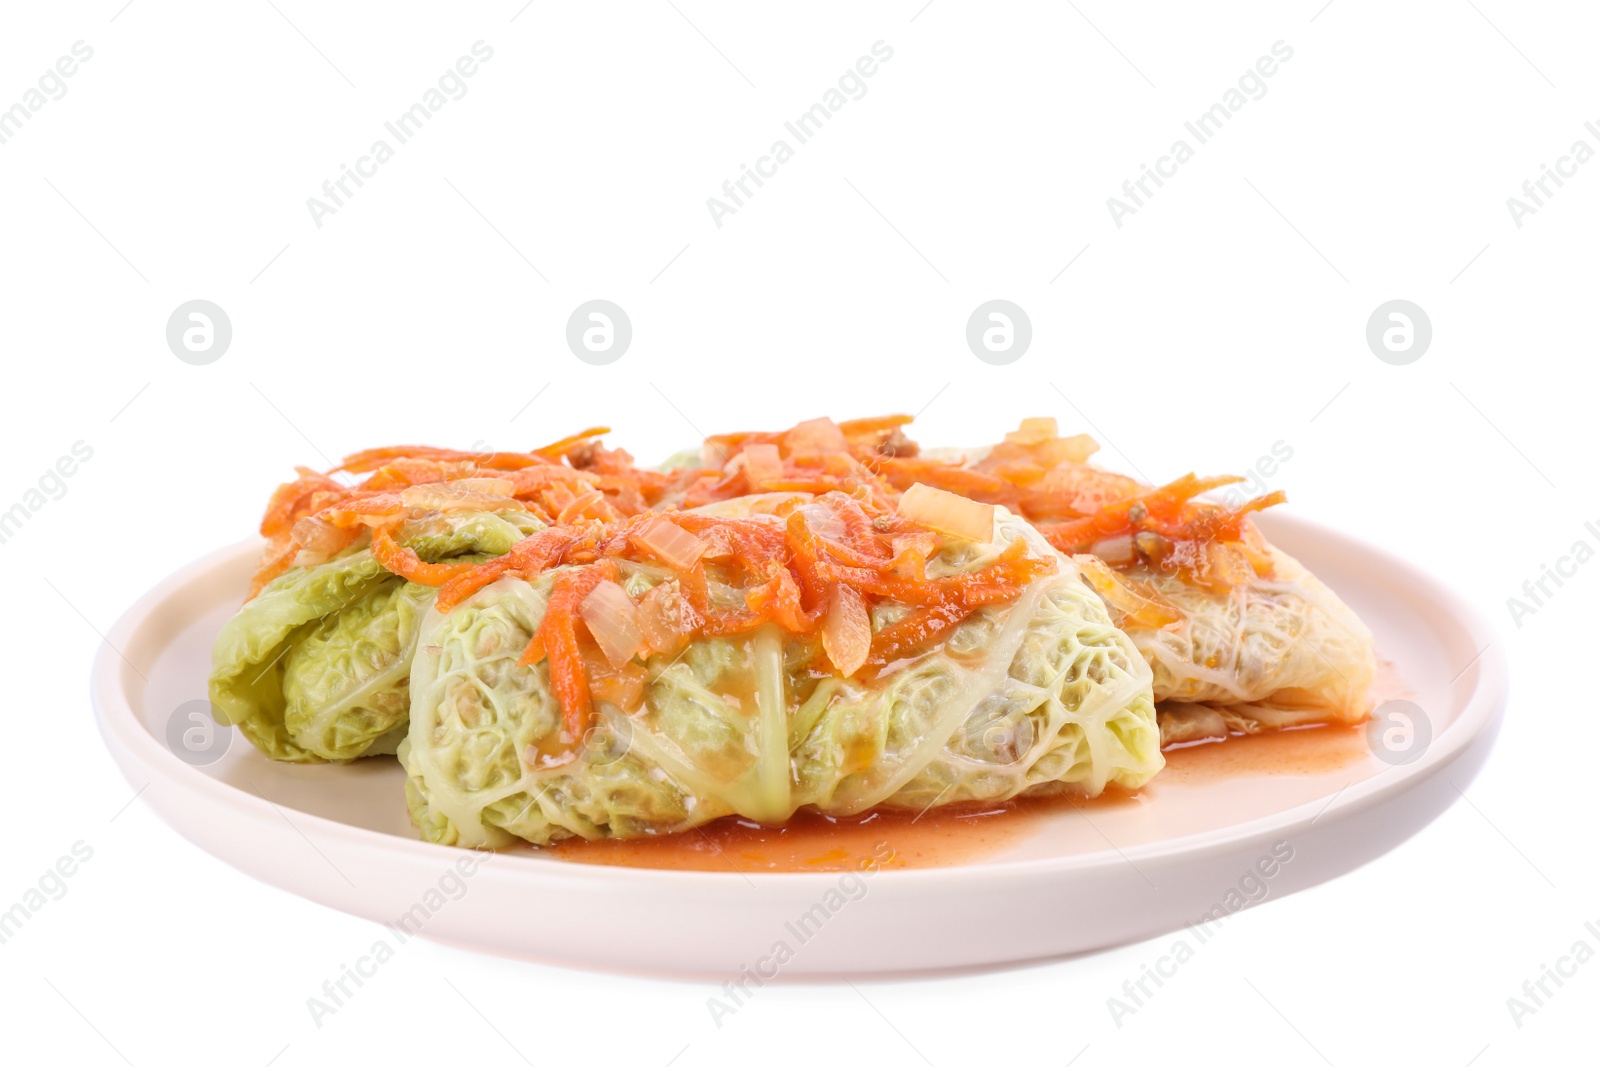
left=238, top=416, right=1278, bottom=750
left=820, top=584, right=871, bottom=677
left=369, top=525, right=478, bottom=588
left=897, top=482, right=997, bottom=543
left=245, top=430, right=671, bottom=599
left=677, top=414, right=1285, bottom=594
left=1033, top=474, right=1284, bottom=593
left=423, top=493, right=1053, bottom=736
left=579, top=579, right=645, bottom=670
left=628, top=516, right=707, bottom=571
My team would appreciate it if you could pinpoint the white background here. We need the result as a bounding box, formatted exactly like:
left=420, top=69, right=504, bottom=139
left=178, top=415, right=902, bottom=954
left=1, top=1, right=1594, bottom=1064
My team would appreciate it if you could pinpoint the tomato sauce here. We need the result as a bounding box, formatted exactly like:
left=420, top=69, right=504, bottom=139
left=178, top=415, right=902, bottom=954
left=542, top=661, right=1406, bottom=872
left=544, top=789, right=1142, bottom=873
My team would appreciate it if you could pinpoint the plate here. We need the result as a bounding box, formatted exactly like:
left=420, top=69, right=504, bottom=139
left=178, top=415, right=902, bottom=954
left=90, top=514, right=1506, bottom=975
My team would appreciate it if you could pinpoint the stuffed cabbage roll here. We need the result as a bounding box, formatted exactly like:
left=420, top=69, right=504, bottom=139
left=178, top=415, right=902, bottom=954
left=661, top=415, right=1376, bottom=745
left=1075, top=545, right=1374, bottom=744
left=210, top=431, right=663, bottom=762
left=210, top=509, right=545, bottom=761
left=400, top=493, right=1161, bottom=847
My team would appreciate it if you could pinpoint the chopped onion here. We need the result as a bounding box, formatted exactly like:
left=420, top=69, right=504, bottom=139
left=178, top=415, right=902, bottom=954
left=579, top=581, right=643, bottom=669
left=1091, top=534, right=1137, bottom=566
left=291, top=516, right=354, bottom=558
left=1074, top=555, right=1182, bottom=629
left=797, top=502, right=847, bottom=542
left=583, top=651, right=648, bottom=713
left=781, top=417, right=848, bottom=456
left=897, top=482, right=996, bottom=543
left=1050, top=433, right=1100, bottom=464
left=1005, top=417, right=1058, bottom=445
left=635, top=581, right=700, bottom=657
left=821, top=584, right=870, bottom=677
left=630, top=517, right=707, bottom=571
left=741, top=443, right=783, bottom=488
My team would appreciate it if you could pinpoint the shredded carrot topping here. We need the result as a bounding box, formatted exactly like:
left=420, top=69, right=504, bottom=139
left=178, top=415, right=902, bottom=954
left=406, top=487, right=1050, bottom=734
left=369, top=524, right=479, bottom=587
left=245, top=428, right=667, bottom=599
left=532, top=426, right=611, bottom=460
left=246, top=541, right=300, bottom=600
left=243, top=414, right=1288, bottom=733
left=522, top=560, right=621, bottom=736
left=685, top=414, right=1286, bottom=595
left=865, top=602, right=972, bottom=668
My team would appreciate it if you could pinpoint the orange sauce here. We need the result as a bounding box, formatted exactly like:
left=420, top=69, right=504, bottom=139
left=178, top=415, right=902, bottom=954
left=542, top=664, right=1403, bottom=872
left=1157, top=722, right=1370, bottom=785
left=543, top=790, right=1143, bottom=873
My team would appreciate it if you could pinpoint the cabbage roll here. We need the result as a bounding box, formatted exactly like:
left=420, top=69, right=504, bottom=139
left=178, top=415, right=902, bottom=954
left=400, top=503, right=1161, bottom=847
left=210, top=509, right=544, bottom=761
left=210, top=433, right=653, bottom=763
left=664, top=415, right=1377, bottom=744
left=1082, top=547, right=1375, bottom=744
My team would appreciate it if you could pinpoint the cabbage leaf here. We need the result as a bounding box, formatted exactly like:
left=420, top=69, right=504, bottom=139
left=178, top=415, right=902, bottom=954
left=210, top=509, right=543, bottom=762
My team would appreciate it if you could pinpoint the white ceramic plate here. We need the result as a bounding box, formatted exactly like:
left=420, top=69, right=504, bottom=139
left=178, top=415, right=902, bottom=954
left=91, top=514, right=1505, bottom=975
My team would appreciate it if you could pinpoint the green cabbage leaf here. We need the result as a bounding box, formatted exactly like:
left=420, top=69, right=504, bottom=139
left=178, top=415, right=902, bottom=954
left=210, top=509, right=543, bottom=762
